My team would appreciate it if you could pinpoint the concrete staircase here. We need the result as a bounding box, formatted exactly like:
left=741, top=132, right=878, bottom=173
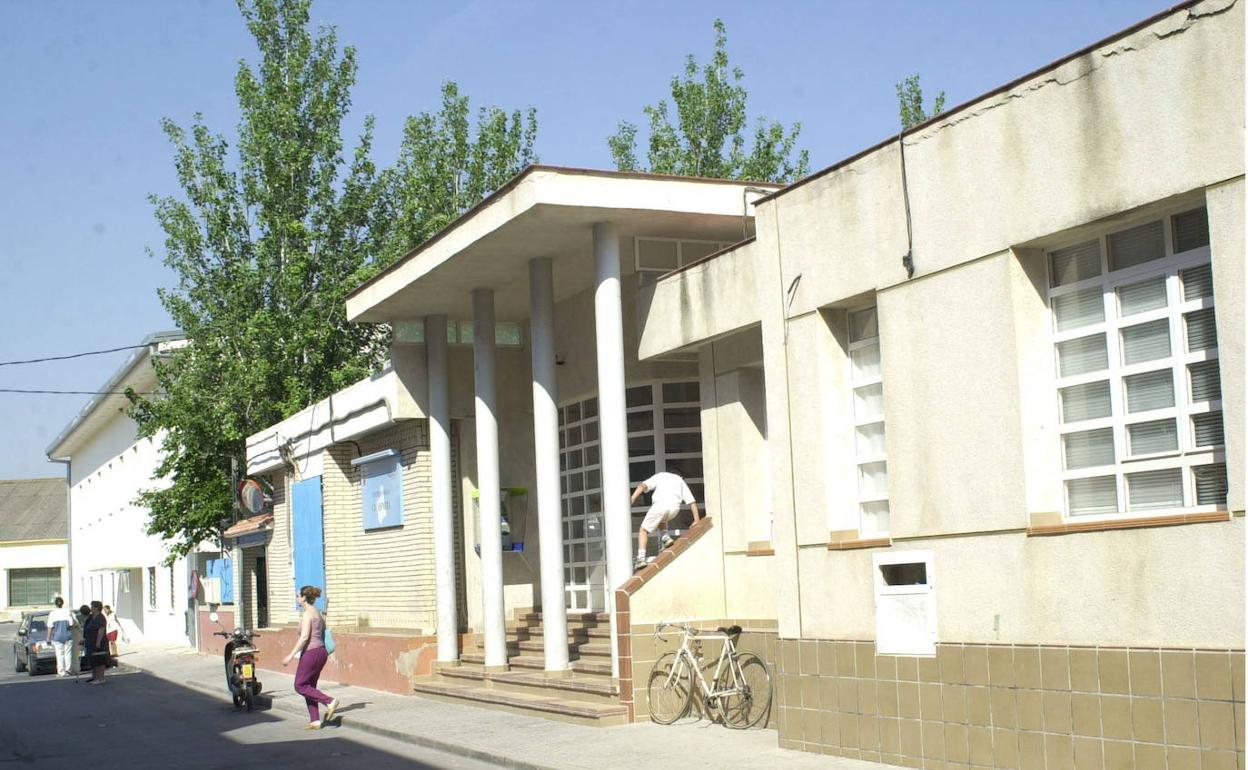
left=411, top=611, right=628, bottom=726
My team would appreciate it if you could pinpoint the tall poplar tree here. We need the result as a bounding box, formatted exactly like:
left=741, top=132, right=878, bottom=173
left=376, top=81, right=538, bottom=267
left=608, top=20, right=808, bottom=183
left=896, top=73, right=946, bottom=130
left=130, top=0, right=537, bottom=556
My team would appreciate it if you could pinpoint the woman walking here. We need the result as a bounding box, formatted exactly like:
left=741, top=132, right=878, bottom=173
left=83, top=601, right=109, bottom=684
left=102, top=605, right=127, bottom=658
left=282, top=585, right=340, bottom=729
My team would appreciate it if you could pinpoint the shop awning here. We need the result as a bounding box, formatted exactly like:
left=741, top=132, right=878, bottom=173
left=224, top=513, right=274, bottom=546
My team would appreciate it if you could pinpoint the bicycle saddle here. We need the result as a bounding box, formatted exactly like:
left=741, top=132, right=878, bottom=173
left=717, top=625, right=742, bottom=637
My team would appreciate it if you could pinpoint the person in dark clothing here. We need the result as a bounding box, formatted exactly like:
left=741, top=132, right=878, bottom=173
left=82, top=601, right=109, bottom=684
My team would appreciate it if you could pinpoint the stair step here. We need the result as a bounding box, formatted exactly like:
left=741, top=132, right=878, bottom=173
left=517, top=611, right=609, bottom=624
left=527, top=625, right=610, bottom=640
left=472, top=640, right=521, bottom=653
left=576, top=642, right=613, bottom=658
left=489, top=671, right=618, bottom=703
left=513, top=639, right=611, bottom=657
left=572, top=658, right=613, bottom=676
left=438, top=666, right=486, bottom=683
left=506, top=655, right=548, bottom=671
left=412, top=679, right=628, bottom=727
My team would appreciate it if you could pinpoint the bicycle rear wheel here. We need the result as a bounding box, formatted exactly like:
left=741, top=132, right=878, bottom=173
left=717, top=652, right=772, bottom=729
left=646, top=651, right=694, bottom=725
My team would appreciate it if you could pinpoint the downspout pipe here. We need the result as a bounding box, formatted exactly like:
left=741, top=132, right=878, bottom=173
left=48, top=458, right=72, bottom=605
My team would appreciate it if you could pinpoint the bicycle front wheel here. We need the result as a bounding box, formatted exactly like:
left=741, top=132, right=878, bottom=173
left=646, top=651, right=694, bottom=725
left=717, top=652, right=772, bottom=729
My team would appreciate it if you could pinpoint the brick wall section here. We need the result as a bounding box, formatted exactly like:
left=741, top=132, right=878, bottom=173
left=264, top=475, right=296, bottom=627
left=322, top=421, right=436, bottom=631
left=773, top=638, right=1246, bottom=769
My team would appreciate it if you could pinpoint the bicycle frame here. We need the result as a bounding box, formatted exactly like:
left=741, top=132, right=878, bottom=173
left=659, top=623, right=743, bottom=703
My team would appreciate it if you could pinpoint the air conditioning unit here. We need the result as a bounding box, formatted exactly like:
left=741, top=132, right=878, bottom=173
left=201, top=577, right=223, bottom=605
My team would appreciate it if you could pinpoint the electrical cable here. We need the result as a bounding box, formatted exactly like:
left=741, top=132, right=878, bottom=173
left=898, top=131, right=916, bottom=278
left=0, top=344, right=148, bottom=367
left=0, top=388, right=154, bottom=395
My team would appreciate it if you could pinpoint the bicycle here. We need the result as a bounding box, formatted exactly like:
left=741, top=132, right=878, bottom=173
left=646, top=621, right=772, bottom=729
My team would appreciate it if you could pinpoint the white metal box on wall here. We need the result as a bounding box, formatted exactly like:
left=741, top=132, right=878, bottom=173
left=872, top=550, right=936, bottom=656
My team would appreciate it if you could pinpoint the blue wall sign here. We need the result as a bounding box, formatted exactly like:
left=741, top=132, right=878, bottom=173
left=353, top=449, right=404, bottom=531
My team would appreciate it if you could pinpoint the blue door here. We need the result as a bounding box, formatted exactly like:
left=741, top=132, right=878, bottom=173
left=291, top=476, right=326, bottom=611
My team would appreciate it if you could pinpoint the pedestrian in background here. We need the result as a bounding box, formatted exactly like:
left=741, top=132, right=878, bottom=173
left=44, top=597, right=77, bottom=677
left=282, top=585, right=340, bottom=729
left=102, top=605, right=127, bottom=657
left=83, top=601, right=109, bottom=684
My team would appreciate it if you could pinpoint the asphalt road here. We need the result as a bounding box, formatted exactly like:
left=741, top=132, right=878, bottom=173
left=0, top=622, right=499, bottom=770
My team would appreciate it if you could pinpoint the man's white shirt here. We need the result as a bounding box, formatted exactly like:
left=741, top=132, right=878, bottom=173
left=643, top=472, right=695, bottom=511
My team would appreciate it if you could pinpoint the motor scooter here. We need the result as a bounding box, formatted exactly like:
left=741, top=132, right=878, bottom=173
left=209, top=611, right=262, bottom=711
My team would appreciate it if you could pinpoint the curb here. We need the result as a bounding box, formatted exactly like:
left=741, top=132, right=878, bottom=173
left=118, top=660, right=555, bottom=770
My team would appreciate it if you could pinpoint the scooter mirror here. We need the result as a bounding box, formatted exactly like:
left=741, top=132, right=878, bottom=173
left=209, top=612, right=220, bottom=623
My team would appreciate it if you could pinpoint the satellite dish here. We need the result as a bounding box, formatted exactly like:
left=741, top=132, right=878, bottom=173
left=238, top=478, right=269, bottom=514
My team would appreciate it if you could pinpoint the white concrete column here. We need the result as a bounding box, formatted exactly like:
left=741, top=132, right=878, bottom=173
left=473, top=290, right=508, bottom=669
left=529, top=257, right=570, bottom=672
left=426, top=315, right=458, bottom=663
left=593, top=223, right=631, bottom=679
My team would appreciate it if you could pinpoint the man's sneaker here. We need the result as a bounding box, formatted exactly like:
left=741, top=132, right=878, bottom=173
left=324, top=699, right=340, bottom=723
left=304, top=721, right=322, bottom=730
left=634, top=555, right=647, bottom=571
left=660, top=533, right=675, bottom=549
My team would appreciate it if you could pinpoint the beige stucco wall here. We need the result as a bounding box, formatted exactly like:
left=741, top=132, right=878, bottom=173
left=637, top=239, right=763, bottom=359
left=641, top=0, right=1244, bottom=647
left=555, top=276, right=699, bottom=405
left=798, top=516, right=1244, bottom=648
left=770, top=0, right=1243, bottom=321
left=879, top=253, right=1030, bottom=538
left=628, top=523, right=727, bottom=626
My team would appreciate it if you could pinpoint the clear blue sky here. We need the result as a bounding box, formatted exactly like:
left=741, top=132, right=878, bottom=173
left=0, top=0, right=1165, bottom=479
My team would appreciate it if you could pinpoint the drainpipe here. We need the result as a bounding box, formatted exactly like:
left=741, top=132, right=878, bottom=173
left=48, top=458, right=72, bottom=605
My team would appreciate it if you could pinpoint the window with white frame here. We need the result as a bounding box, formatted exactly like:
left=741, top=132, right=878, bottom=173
left=634, top=237, right=733, bottom=285
left=1048, top=206, right=1226, bottom=517
left=849, top=306, right=890, bottom=536
left=557, top=380, right=704, bottom=611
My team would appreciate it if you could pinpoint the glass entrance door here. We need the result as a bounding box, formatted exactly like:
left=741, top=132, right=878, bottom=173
left=558, top=380, right=705, bottom=611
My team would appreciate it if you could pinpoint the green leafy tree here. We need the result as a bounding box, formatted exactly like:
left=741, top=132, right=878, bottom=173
left=131, top=0, right=540, bottom=558
left=375, top=81, right=538, bottom=269
left=896, top=73, right=946, bottom=130
left=130, top=0, right=389, bottom=557
left=608, top=20, right=808, bottom=183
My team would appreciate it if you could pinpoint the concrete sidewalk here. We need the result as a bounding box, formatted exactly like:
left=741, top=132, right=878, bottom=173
left=118, top=642, right=891, bottom=770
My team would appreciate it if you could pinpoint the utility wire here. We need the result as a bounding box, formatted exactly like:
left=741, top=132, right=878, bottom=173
left=0, top=343, right=148, bottom=367
left=0, top=388, right=154, bottom=396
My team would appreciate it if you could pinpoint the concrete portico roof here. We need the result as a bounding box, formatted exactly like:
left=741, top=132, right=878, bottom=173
left=345, top=166, right=781, bottom=323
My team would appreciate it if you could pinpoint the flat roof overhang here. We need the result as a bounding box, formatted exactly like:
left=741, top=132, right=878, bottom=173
left=345, top=166, right=780, bottom=323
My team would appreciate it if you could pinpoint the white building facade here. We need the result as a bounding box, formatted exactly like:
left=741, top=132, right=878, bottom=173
left=46, top=332, right=198, bottom=646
